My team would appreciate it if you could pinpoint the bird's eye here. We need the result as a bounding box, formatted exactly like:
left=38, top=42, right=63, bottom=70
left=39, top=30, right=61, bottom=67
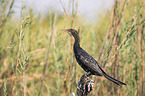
left=68, top=29, right=71, bottom=32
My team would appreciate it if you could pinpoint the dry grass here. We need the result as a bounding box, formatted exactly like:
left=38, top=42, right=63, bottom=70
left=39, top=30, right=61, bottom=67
left=0, top=0, right=145, bottom=96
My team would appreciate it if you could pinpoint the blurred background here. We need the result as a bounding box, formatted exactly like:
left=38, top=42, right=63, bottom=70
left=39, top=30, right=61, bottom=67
left=12, top=0, right=114, bottom=22
left=0, top=0, right=145, bottom=96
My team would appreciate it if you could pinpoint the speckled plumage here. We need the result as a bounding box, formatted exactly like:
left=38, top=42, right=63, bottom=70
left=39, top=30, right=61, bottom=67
left=62, top=29, right=126, bottom=85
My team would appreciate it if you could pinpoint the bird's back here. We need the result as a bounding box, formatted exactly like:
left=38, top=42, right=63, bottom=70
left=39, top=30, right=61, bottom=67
left=74, top=45, right=106, bottom=76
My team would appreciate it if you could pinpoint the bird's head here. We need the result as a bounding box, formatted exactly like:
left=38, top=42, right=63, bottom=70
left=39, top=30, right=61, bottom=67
left=62, top=28, right=80, bottom=45
left=61, top=29, right=78, bottom=36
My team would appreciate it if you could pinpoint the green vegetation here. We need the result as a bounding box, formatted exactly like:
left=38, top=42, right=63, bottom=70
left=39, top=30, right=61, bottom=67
left=0, top=0, right=145, bottom=96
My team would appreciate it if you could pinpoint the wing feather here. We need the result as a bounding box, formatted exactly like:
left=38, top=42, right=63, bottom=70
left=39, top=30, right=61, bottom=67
left=75, top=47, right=104, bottom=76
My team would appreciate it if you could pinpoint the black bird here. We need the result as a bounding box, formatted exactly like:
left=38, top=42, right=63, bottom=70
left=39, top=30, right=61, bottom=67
left=62, top=28, right=126, bottom=86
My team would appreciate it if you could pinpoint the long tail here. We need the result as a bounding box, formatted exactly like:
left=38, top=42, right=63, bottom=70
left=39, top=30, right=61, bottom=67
left=97, top=65, right=126, bottom=86
left=104, top=74, right=126, bottom=86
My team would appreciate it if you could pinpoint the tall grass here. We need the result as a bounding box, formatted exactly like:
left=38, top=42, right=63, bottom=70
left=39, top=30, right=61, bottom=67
left=0, top=0, right=145, bottom=96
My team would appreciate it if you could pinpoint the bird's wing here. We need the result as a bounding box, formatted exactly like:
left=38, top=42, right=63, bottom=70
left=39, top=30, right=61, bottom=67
left=76, top=47, right=105, bottom=75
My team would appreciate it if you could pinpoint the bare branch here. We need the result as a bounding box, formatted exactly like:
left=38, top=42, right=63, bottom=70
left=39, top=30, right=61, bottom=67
left=38, top=14, right=56, bottom=96
left=76, top=73, right=94, bottom=96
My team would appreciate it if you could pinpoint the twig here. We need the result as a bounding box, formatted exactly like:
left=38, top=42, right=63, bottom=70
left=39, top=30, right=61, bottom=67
left=38, top=14, right=56, bottom=96
left=0, top=0, right=14, bottom=31
left=70, top=0, right=75, bottom=92
left=98, top=3, right=114, bottom=61
left=15, top=0, right=23, bottom=77
left=106, top=3, right=143, bottom=67
left=107, top=0, right=127, bottom=63
left=59, top=0, right=68, bottom=16
left=141, top=23, right=144, bottom=96
left=12, top=0, right=24, bottom=94
left=27, top=48, right=46, bottom=55
left=100, top=0, right=118, bottom=67
left=112, top=0, right=127, bottom=47
left=71, top=0, right=75, bottom=28
left=23, top=69, right=26, bottom=96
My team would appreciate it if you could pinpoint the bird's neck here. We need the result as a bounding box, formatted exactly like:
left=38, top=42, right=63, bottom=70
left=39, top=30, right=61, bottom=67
left=74, top=41, right=80, bottom=47
left=73, top=34, right=80, bottom=47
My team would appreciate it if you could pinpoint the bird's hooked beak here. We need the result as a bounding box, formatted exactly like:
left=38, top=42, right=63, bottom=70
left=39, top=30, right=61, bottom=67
left=61, top=29, right=72, bottom=35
